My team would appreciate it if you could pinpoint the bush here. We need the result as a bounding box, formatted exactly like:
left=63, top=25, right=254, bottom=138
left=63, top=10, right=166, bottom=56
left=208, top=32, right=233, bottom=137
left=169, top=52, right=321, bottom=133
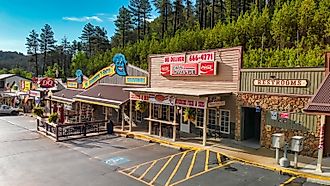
left=32, top=106, right=44, bottom=117
left=48, top=113, right=58, bottom=123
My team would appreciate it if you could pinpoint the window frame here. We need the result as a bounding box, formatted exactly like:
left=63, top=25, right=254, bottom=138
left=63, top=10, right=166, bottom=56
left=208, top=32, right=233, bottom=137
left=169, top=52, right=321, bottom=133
left=219, top=109, right=230, bottom=134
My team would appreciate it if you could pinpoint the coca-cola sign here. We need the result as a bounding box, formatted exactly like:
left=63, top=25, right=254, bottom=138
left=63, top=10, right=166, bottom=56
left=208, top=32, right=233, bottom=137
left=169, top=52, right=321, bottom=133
left=160, top=64, right=171, bottom=76
left=199, top=62, right=216, bottom=75
left=39, top=78, right=55, bottom=88
left=171, top=63, right=199, bottom=76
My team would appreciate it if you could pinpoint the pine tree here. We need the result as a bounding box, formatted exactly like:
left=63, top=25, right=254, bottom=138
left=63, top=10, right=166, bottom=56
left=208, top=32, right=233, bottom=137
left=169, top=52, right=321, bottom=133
left=93, top=26, right=110, bottom=52
left=129, top=0, right=143, bottom=41
left=39, top=24, right=56, bottom=75
left=60, top=36, right=71, bottom=77
left=25, top=29, right=39, bottom=77
left=173, top=0, right=184, bottom=33
left=141, top=0, right=152, bottom=37
left=80, top=23, right=95, bottom=57
left=153, top=0, right=171, bottom=38
left=115, top=6, right=133, bottom=48
left=185, top=0, right=194, bottom=27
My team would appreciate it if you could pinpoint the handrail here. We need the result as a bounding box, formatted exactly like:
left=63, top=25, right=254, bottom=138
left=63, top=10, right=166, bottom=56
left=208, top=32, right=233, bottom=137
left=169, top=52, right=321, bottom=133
left=61, top=120, right=108, bottom=127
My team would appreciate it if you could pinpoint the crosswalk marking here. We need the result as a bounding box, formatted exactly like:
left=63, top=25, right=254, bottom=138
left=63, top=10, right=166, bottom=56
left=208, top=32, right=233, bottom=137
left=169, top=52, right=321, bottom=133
left=205, top=150, right=210, bottom=171
left=139, top=160, right=157, bottom=179
left=186, top=150, right=199, bottom=179
left=165, top=151, right=188, bottom=186
left=150, top=155, right=175, bottom=185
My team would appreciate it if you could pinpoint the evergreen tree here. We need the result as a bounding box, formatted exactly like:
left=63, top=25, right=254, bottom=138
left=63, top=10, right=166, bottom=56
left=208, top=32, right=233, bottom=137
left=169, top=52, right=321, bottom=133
left=114, top=6, right=133, bottom=47
left=185, top=0, right=194, bottom=27
left=93, top=26, right=110, bottom=52
left=129, top=0, right=143, bottom=40
left=173, top=0, right=184, bottom=33
left=153, top=0, right=171, bottom=38
left=60, top=36, right=71, bottom=77
left=141, top=0, right=152, bottom=37
left=25, top=29, right=39, bottom=77
left=39, top=24, right=56, bottom=75
left=80, top=23, right=95, bottom=57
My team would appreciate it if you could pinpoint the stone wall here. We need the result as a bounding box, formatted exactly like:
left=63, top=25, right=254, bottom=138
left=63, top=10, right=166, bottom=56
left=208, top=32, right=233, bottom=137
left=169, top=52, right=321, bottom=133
left=236, top=93, right=321, bottom=157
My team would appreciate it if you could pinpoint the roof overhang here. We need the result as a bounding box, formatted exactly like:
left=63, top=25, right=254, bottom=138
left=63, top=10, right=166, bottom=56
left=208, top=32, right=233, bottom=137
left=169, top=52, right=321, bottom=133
left=74, top=95, right=124, bottom=109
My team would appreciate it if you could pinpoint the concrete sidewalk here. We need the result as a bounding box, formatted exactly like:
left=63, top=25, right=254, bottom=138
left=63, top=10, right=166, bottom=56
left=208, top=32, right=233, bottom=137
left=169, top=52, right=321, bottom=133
left=115, top=130, right=330, bottom=185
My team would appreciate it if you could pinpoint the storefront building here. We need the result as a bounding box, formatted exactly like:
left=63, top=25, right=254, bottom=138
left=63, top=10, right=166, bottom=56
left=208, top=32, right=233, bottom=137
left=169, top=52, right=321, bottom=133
left=237, top=67, right=325, bottom=157
left=126, top=46, right=242, bottom=145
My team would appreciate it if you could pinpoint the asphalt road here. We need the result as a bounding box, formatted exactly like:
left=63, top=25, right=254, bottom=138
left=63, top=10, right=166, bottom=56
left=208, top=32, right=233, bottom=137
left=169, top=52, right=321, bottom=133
left=0, top=116, right=326, bottom=186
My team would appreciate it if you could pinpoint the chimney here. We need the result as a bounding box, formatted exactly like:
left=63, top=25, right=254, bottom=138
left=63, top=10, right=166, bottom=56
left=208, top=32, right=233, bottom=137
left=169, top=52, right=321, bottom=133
left=326, top=52, right=330, bottom=76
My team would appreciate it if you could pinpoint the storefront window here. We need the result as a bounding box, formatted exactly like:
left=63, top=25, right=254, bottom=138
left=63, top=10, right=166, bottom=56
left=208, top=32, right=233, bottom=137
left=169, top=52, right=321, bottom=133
left=220, top=110, right=230, bottom=134
left=136, top=111, right=142, bottom=123
left=161, top=105, right=168, bottom=120
left=169, top=106, right=174, bottom=121
left=208, top=109, right=217, bottom=127
left=153, top=104, right=160, bottom=119
left=196, top=109, right=204, bottom=128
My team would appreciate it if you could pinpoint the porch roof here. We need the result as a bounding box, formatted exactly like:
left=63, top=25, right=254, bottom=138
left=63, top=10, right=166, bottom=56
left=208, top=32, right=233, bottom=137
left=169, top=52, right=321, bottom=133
left=52, top=88, right=84, bottom=104
left=304, top=74, right=330, bottom=114
left=124, top=87, right=232, bottom=97
left=74, top=84, right=131, bottom=108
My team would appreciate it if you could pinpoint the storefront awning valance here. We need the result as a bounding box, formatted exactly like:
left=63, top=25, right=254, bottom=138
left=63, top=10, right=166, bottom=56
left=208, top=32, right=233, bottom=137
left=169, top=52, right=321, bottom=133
left=52, top=89, right=83, bottom=104
left=74, top=84, right=130, bottom=108
left=305, top=74, right=330, bottom=114
left=124, top=87, right=232, bottom=97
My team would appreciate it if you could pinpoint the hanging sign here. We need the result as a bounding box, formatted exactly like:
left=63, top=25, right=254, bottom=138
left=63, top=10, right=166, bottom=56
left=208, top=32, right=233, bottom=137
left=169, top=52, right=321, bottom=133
left=270, top=111, right=278, bottom=120
left=171, top=63, right=199, bottom=76
left=187, top=52, right=215, bottom=63
left=67, top=81, right=78, bottom=88
left=29, top=90, right=40, bottom=97
left=253, top=79, right=308, bottom=87
left=125, top=76, right=147, bottom=85
left=130, top=92, right=149, bottom=101
left=199, top=62, right=217, bottom=75
left=163, top=54, right=185, bottom=63
left=280, top=112, right=289, bottom=119
left=175, top=98, right=206, bottom=109
left=149, top=94, right=175, bottom=106
left=39, top=78, right=55, bottom=88
left=83, top=65, right=115, bottom=89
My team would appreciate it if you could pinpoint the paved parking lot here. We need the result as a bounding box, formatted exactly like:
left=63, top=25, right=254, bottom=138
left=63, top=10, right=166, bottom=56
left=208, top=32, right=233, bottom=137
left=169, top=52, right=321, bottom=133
left=0, top=116, right=326, bottom=186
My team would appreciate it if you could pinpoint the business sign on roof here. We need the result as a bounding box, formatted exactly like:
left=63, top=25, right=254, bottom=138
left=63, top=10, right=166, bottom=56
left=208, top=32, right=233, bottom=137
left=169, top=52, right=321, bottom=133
left=160, top=52, right=217, bottom=77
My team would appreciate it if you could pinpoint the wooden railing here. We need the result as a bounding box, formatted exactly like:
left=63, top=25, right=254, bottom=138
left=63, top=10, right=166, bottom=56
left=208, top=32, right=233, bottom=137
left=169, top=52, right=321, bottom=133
left=37, top=119, right=108, bottom=141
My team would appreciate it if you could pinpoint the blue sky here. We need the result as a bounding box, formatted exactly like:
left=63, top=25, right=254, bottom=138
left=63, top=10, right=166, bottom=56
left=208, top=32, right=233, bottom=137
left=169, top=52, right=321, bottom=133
left=0, top=0, right=157, bottom=54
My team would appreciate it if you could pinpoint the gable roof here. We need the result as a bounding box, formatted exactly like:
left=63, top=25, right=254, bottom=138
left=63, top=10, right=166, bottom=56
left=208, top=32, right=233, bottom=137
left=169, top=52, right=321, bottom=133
left=0, top=74, right=15, bottom=80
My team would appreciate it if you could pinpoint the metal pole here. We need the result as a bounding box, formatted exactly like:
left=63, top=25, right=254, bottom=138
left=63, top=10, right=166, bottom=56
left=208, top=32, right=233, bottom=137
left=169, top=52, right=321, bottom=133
left=129, top=99, right=133, bottom=132
left=294, top=152, right=298, bottom=168
left=316, top=115, right=325, bottom=172
left=173, top=106, right=177, bottom=141
left=203, top=97, right=209, bottom=146
left=275, top=148, right=280, bottom=164
left=121, top=107, right=125, bottom=131
left=149, top=103, right=152, bottom=134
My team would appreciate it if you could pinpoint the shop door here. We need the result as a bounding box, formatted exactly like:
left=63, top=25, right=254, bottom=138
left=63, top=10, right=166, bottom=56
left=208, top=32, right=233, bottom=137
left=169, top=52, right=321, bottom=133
left=180, top=107, right=190, bottom=133
left=242, top=107, right=261, bottom=141
left=323, top=116, right=330, bottom=156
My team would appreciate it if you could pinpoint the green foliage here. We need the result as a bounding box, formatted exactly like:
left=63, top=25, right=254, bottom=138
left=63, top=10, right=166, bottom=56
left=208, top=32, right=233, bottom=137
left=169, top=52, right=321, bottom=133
left=135, top=100, right=148, bottom=113
left=183, top=107, right=196, bottom=122
left=44, top=63, right=63, bottom=78
left=8, top=68, right=33, bottom=79
left=32, top=106, right=44, bottom=117
left=48, top=112, right=58, bottom=123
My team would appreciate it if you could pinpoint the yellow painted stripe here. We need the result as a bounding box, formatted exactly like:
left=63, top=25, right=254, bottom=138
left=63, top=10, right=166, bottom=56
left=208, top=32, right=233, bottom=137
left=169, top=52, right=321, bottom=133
left=186, top=150, right=200, bottom=179
left=165, top=151, right=188, bottom=186
left=74, top=98, right=119, bottom=109
left=217, top=152, right=222, bottom=165
left=119, top=169, right=150, bottom=185
left=170, top=161, right=235, bottom=186
left=128, top=165, right=140, bottom=175
left=139, top=160, right=157, bottom=180
left=150, top=155, right=175, bottom=185
left=205, top=150, right=210, bottom=171
left=280, top=176, right=297, bottom=186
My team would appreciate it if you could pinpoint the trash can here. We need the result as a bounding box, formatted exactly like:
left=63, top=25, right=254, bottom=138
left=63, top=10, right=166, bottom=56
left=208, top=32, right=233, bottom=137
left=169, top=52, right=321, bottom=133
left=107, top=120, right=113, bottom=134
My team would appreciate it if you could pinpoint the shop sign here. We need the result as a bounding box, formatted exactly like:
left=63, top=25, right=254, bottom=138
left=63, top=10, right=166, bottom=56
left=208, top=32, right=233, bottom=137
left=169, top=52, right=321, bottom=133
left=270, top=111, right=278, bottom=120
left=208, top=101, right=225, bottom=107
left=125, top=76, right=147, bottom=85
left=130, top=92, right=149, bottom=101
left=67, top=81, right=78, bottom=88
left=175, top=98, right=206, bottom=109
left=280, top=112, right=289, bottom=119
left=160, top=64, right=171, bottom=76
left=149, top=94, right=175, bottom=106
left=64, top=104, right=72, bottom=110
left=29, top=90, right=40, bottom=97
left=83, top=65, right=116, bottom=89
left=21, top=81, right=31, bottom=92
left=39, top=78, right=55, bottom=88
left=171, top=63, right=199, bottom=76
left=187, top=52, right=215, bottom=63
left=253, top=79, right=308, bottom=87
left=200, top=62, right=216, bottom=75
left=163, top=54, right=185, bottom=63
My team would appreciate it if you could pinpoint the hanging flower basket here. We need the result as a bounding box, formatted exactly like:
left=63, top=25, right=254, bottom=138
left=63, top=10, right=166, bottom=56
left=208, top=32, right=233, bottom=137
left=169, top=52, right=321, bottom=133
left=135, top=100, right=148, bottom=113
left=183, top=107, right=196, bottom=122
left=32, top=106, right=44, bottom=117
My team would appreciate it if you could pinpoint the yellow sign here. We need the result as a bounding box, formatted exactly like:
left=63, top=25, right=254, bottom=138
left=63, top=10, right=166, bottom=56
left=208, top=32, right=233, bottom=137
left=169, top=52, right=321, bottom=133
left=21, top=81, right=31, bottom=92
left=125, top=76, right=147, bottom=85
left=67, top=81, right=78, bottom=88
left=83, top=65, right=116, bottom=89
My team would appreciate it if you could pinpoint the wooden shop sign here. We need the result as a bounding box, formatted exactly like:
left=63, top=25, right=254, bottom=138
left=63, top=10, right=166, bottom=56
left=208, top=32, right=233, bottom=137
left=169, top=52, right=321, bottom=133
left=253, top=79, right=308, bottom=87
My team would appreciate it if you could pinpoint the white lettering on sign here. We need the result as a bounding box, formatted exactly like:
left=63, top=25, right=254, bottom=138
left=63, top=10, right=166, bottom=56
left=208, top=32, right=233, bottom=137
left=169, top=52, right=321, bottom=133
left=163, top=55, right=186, bottom=63
left=253, top=79, right=308, bottom=87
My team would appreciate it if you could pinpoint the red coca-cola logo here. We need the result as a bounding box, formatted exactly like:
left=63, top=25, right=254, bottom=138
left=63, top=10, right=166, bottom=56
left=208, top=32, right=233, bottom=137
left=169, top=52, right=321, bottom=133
left=200, top=62, right=215, bottom=75
left=39, top=78, right=55, bottom=88
left=155, top=95, right=165, bottom=102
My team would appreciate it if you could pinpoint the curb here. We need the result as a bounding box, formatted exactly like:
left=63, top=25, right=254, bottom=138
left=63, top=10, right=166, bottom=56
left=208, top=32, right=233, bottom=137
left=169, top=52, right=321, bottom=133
left=114, top=130, right=330, bottom=182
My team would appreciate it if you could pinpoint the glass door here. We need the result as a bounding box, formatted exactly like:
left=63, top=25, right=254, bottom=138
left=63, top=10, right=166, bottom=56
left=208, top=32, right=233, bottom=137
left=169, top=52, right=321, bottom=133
left=180, top=107, right=190, bottom=133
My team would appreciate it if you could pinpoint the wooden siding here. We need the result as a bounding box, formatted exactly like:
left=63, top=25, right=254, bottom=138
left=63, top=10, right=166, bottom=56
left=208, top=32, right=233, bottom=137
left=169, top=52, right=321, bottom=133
left=149, top=47, right=242, bottom=92
left=240, top=69, right=325, bottom=95
left=99, top=64, right=148, bottom=85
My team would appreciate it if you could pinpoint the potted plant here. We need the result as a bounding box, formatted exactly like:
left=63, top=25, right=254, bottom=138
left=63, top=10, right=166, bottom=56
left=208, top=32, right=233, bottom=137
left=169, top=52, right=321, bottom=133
left=32, top=106, right=44, bottom=119
left=48, top=112, right=59, bottom=124
left=135, top=100, right=148, bottom=113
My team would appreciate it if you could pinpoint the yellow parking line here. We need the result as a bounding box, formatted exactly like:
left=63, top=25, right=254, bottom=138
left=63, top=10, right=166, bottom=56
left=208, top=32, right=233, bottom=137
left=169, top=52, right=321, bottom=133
left=128, top=165, right=140, bottom=175
left=186, top=150, right=200, bottom=179
left=119, top=170, right=151, bottom=185
left=280, top=176, right=297, bottom=186
left=170, top=160, right=235, bottom=186
left=150, top=155, right=175, bottom=185
left=138, top=160, right=157, bottom=180
left=217, top=153, right=221, bottom=165
left=165, top=151, right=189, bottom=186
left=205, top=150, right=210, bottom=171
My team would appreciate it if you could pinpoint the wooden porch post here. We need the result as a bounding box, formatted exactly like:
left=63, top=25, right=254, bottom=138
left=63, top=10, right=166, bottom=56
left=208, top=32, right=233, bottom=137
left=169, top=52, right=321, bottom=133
left=316, top=115, right=326, bottom=172
left=129, top=99, right=133, bottom=132
left=121, top=106, right=125, bottom=131
left=79, top=102, right=82, bottom=122
left=203, top=98, right=209, bottom=146
left=148, top=103, right=152, bottom=134
left=105, top=106, right=108, bottom=121
left=173, top=106, right=177, bottom=141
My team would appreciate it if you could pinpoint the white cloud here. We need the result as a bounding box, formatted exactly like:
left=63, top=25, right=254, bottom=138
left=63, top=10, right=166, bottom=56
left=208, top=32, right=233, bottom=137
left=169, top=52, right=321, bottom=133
left=107, top=15, right=117, bottom=22
left=63, top=16, right=103, bottom=22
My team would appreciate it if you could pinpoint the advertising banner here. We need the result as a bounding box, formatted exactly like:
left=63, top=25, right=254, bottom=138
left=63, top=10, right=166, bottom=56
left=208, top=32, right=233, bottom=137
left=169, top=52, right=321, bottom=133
left=171, top=63, right=199, bottom=76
